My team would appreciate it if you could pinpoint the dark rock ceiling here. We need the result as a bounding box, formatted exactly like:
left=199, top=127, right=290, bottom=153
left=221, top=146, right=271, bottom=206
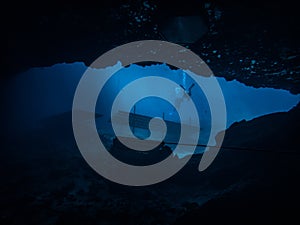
left=2, top=0, right=300, bottom=92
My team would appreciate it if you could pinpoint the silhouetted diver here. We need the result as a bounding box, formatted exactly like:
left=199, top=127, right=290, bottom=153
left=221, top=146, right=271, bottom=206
left=180, top=83, right=195, bottom=97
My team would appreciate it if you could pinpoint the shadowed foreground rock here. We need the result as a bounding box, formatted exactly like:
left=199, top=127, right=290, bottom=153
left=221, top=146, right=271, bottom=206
left=0, top=104, right=299, bottom=224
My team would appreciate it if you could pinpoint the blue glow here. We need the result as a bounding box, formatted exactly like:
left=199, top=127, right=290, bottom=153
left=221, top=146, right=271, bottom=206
left=5, top=62, right=300, bottom=149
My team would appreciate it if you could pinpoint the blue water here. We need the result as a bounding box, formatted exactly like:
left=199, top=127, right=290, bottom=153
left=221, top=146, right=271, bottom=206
left=4, top=62, right=300, bottom=143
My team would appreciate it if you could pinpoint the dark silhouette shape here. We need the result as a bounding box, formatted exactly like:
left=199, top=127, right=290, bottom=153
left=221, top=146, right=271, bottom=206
left=180, top=83, right=195, bottom=97
left=188, top=83, right=195, bottom=96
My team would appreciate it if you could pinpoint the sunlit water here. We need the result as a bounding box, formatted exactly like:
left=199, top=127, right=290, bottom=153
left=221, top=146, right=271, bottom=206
left=4, top=62, right=300, bottom=154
